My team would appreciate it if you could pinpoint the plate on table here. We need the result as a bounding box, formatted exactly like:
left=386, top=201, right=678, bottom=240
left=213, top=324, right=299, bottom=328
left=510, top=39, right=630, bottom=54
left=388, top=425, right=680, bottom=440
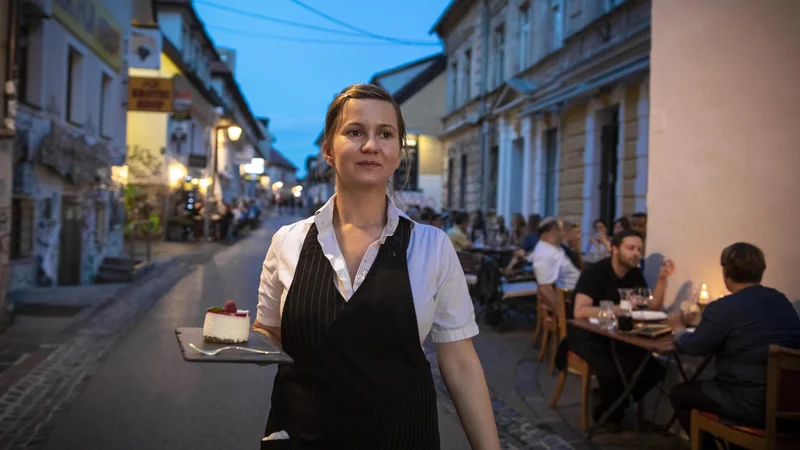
left=631, top=310, right=668, bottom=321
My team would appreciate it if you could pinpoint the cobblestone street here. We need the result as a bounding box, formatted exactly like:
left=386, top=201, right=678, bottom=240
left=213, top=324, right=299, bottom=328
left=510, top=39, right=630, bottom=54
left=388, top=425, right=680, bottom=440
left=0, top=217, right=593, bottom=449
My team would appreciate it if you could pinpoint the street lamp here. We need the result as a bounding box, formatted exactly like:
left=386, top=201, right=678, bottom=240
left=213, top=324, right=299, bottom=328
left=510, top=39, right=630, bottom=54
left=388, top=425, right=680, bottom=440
left=227, top=125, right=242, bottom=141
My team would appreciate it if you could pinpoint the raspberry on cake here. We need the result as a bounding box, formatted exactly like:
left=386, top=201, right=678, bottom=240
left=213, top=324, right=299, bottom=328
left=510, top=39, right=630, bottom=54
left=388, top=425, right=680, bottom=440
left=203, top=300, right=251, bottom=344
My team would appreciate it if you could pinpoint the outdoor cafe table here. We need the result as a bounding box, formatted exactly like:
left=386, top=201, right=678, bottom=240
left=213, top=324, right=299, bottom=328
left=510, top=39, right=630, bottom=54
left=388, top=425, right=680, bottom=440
left=466, top=245, right=519, bottom=267
left=568, top=318, right=712, bottom=445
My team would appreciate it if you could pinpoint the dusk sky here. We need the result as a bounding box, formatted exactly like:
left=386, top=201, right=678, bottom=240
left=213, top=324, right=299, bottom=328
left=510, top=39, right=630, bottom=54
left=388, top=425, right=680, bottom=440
left=193, top=0, right=451, bottom=176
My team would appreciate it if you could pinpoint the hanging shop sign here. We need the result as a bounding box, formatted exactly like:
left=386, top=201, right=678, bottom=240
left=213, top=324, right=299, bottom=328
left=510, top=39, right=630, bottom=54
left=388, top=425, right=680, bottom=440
left=53, top=0, right=123, bottom=71
left=129, top=26, right=161, bottom=70
left=128, top=77, right=173, bottom=112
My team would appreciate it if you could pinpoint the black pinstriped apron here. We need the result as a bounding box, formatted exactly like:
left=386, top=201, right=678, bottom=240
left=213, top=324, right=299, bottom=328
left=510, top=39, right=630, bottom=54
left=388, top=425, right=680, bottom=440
left=263, top=218, right=440, bottom=450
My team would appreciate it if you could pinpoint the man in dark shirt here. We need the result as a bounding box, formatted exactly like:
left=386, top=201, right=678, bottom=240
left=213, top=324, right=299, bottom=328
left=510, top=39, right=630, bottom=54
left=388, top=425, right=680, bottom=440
left=668, top=243, right=800, bottom=448
left=569, top=230, right=676, bottom=430
left=561, top=221, right=584, bottom=270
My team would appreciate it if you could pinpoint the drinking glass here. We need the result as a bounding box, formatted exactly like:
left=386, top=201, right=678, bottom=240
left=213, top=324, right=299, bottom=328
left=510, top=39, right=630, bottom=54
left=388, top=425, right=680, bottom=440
left=597, top=300, right=617, bottom=330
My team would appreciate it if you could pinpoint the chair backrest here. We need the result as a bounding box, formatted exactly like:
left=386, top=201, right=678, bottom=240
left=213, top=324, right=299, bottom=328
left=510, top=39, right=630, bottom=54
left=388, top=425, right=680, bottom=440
left=456, top=251, right=482, bottom=275
left=556, top=289, right=575, bottom=340
left=765, top=344, right=800, bottom=445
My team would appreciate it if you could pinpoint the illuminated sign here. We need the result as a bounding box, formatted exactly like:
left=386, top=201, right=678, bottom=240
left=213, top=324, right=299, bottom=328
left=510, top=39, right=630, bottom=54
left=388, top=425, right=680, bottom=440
left=128, top=77, right=173, bottom=112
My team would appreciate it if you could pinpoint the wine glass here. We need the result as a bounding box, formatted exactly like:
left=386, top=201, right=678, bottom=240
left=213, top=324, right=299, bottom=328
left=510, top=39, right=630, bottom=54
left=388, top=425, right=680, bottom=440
left=632, top=287, right=652, bottom=310
left=618, top=288, right=634, bottom=303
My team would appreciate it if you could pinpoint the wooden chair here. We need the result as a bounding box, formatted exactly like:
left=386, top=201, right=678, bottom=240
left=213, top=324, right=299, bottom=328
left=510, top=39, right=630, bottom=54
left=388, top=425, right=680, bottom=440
left=536, top=302, right=557, bottom=366
left=456, top=251, right=483, bottom=299
left=549, top=288, right=592, bottom=433
left=691, top=345, right=800, bottom=450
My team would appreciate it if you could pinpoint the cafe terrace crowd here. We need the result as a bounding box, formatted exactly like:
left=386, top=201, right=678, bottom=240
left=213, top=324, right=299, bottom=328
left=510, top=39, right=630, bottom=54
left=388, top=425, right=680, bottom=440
left=406, top=205, right=800, bottom=449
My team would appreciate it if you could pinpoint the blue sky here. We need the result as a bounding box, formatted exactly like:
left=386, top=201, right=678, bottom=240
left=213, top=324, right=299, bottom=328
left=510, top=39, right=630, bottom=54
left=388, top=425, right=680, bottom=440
left=193, top=0, right=451, bottom=176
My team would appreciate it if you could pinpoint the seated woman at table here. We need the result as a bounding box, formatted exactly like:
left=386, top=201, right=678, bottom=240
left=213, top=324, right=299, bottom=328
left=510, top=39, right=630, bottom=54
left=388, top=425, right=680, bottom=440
left=668, top=243, right=800, bottom=449
left=570, top=230, right=676, bottom=431
left=509, top=213, right=527, bottom=247
left=584, top=219, right=611, bottom=264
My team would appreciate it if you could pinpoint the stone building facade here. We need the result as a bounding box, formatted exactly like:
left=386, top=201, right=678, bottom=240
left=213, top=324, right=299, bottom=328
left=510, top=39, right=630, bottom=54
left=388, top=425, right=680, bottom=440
left=434, top=0, right=651, bottom=248
left=8, top=0, right=139, bottom=289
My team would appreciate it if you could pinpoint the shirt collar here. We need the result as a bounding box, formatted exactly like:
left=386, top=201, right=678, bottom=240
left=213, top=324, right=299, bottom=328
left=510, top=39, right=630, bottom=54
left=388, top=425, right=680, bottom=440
left=313, top=193, right=409, bottom=243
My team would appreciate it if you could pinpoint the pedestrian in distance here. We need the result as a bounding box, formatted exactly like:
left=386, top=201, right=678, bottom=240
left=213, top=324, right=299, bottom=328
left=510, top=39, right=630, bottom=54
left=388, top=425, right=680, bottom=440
left=254, top=83, right=501, bottom=449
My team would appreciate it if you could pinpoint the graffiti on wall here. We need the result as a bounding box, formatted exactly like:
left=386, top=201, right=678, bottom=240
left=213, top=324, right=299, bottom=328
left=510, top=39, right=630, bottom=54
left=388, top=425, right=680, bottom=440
left=127, top=144, right=165, bottom=185
left=34, top=193, right=60, bottom=286
left=80, top=200, right=98, bottom=285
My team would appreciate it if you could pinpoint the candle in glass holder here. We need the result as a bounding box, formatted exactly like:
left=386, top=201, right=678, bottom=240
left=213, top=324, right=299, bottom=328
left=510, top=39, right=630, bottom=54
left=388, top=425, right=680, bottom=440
left=699, top=283, right=710, bottom=305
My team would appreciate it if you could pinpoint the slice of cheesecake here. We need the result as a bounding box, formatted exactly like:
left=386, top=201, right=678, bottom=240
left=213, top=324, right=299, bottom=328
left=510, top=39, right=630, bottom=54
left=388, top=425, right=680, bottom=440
left=203, top=300, right=250, bottom=344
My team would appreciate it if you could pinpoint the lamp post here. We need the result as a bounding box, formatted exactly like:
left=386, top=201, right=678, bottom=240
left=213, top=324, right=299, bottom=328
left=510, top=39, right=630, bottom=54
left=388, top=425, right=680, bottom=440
left=203, top=124, right=241, bottom=241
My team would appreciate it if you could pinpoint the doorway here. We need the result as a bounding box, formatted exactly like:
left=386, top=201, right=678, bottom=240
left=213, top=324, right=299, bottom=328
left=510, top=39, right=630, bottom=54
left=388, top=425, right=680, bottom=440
left=598, top=106, right=619, bottom=228
left=509, top=137, right=524, bottom=215
left=58, top=197, right=83, bottom=285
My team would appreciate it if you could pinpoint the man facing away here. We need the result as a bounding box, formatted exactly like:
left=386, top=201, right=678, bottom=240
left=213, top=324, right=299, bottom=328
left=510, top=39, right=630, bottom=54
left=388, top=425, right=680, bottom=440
left=530, top=218, right=581, bottom=310
left=668, top=242, right=800, bottom=449
left=570, top=230, right=675, bottom=431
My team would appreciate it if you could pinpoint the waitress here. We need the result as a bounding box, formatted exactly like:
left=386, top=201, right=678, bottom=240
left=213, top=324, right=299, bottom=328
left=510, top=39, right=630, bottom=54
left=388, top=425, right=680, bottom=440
left=254, top=84, right=500, bottom=449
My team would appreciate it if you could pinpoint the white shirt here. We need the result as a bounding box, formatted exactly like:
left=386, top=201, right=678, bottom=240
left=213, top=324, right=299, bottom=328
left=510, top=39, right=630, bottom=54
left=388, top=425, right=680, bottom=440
left=257, top=195, right=479, bottom=345
left=529, top=240, right=580, bottom=290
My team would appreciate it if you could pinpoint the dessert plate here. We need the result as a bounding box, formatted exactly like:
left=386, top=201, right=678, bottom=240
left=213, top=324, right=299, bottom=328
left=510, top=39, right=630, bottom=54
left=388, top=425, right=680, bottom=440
left=175, top=327, right=293, bottom=364
left=631, top=310, right=668, bottom=321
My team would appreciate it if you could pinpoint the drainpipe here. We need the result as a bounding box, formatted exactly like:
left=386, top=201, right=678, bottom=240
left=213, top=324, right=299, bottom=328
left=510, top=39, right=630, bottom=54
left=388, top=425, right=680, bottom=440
left=0, top=0, right=18, bottom=331
left=479, top=0, right=491, bottom=213
left=3, top=0, right=18, bottom=127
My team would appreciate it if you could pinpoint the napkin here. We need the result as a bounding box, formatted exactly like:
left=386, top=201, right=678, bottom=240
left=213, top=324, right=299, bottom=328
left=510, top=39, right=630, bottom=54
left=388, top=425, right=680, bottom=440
left=263, top=431, right=290, bottom=441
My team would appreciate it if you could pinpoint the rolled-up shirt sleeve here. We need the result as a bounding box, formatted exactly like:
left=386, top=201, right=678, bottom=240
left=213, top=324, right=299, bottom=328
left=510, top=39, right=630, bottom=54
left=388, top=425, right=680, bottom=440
left=431, top=235, right=479, bottom=343
left=256, top=227, right=285, bottom=327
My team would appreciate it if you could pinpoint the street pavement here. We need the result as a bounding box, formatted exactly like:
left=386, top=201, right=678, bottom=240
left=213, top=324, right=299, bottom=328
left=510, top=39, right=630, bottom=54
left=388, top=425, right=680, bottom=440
left=0, top=216, right=591, bottom=450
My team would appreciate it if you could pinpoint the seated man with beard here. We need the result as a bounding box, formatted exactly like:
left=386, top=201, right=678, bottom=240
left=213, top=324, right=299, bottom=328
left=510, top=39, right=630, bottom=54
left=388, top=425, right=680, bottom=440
left=570, top=230, right=676, bottom=431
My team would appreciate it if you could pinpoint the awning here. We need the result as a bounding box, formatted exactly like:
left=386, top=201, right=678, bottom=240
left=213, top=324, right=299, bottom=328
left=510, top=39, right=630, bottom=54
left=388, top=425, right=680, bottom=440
left=519, top=56, right=650, bottom=117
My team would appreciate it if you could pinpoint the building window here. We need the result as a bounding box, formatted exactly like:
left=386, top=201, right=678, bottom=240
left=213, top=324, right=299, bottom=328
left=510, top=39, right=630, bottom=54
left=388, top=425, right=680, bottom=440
left=11, top=198, right=35, bottom=260
left=448, top=61, right=458, bottom=110
left=552, top=0, right=564, bottom=50
left=459, top=154, right=468, bottom=209
left=16, top=34, right=29, bottom=104
left=494, top=26, right=505, bottom=88
left=99, top=73, right=112, bottom=138
left=42, top=197, right=53, bottom=220
left=447, top=157, right=454, bottom=208
left=66, top=47, right=83, bottom=125
left=489, top=146, right=499, bottom=210
left=463, top=50, right=472, bottom=104
left=544, top=128, right=559, bottom=217
left=519, top=6, right=530, bottom=71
